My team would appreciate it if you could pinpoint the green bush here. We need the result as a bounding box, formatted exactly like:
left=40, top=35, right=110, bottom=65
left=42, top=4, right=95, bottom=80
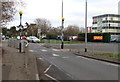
left=46, top=35, right=57, bottom=39
left=40, top=40, right=45, bottom=43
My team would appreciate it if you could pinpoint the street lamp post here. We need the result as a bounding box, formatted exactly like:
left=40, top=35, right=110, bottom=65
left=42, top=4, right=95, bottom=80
left=85, top=0, right=88, bottom=52
left=19, top=11, right=23, bottom=53
left=61, top=0, right=64, bottom=49
left=0, top=2, right=2, bottom=42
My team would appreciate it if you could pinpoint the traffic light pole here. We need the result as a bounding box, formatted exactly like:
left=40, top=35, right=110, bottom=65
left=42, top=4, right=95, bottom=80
left=19, top=15, right=22, bottom=52
left=85, top=0, right=88, bottom=52
left=19, top=11, right=23, bottom=53
left=61, top=19, right=64, bottom=49
left=61, top=0, right=64, bottom=49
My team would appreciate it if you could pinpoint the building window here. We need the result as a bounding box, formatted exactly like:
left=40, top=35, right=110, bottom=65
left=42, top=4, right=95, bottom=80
left=111, top=18, right=113, bottom=21
left=105, top=18, right=107, bottom=20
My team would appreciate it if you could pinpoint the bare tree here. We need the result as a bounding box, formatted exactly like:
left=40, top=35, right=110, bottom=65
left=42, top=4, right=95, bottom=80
left=64, top=25, right=80, bottom=36
left=1, top=1, right=16, bottom=25
left=0, top=0, right=25, bottom=26
left=48, top=27, right=61, bottom=36
left=34, top=18, right=51, bottom=36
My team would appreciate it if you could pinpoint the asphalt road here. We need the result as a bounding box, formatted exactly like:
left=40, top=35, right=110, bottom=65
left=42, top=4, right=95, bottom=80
left=50, top=43, right=119, bottom=54
left=29, top=43, right=119, bottom=80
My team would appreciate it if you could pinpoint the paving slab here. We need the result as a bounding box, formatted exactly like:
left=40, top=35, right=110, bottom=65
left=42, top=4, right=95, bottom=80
left=1, top=40, right=38, bottom=80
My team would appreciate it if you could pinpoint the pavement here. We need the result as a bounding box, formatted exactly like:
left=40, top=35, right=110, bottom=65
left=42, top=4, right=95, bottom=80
left=1, top=40, right=38, bottom=80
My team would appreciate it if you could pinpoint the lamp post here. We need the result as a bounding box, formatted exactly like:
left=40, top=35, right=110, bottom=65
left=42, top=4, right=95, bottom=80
left=85, top=0, right=88, bottom=52
left=61, top=0, right=64, bottom=49
left=19, top=11, right=23, bottom=53
left=0, top=2, right=2, bottom=42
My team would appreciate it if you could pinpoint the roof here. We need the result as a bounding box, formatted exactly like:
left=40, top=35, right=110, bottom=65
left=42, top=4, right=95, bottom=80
left=93, top=14, right=120, bottom=18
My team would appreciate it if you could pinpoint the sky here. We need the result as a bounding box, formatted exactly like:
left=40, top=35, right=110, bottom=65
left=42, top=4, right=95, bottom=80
left=7, top=0, right=120, bottom=28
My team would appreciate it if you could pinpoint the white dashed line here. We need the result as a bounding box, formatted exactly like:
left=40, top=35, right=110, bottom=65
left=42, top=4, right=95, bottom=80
left=52, top=54, right=59, bottom=57
left=52, top=49, right=60, bottom=51
left=29, top=50, right=36, bottom=52
left=41, top=49, right=47, bottom=52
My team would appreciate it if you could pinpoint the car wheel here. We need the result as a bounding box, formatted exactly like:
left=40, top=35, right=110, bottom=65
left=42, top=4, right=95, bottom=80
left=32, top=40, right=34, bottom=43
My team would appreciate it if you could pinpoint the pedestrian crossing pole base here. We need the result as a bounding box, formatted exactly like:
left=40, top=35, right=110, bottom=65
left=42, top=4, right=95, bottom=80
left=85, top=48, right=87, bottom=52
left=61, top=42, right=64, bottom=49
left=19, top=42, right=21, bottom=53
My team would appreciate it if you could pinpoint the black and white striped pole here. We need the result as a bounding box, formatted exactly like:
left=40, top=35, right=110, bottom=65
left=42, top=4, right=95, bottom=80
left=61, top=0, right=65, bottom=49
left=19, top=11, right=23, bottom=53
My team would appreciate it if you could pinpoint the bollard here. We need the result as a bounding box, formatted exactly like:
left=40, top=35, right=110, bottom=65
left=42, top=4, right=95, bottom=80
left=19, top=41, right=22, bottom=53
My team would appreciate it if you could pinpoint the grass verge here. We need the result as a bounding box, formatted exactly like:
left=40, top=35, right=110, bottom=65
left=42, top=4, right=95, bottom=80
left=95, top=53, right=120, bottom=59
left=40, top=39, right=82, bottom=44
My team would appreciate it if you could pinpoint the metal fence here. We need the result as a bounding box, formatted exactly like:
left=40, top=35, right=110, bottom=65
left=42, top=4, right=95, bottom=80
left=8, top=39, right=29, bottom=53
left=44, top=39, right=119, bottom=55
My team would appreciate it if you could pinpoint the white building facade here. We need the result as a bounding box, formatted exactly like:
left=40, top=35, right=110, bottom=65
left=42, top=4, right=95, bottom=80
left=118, top=1, right=120, bottom=15
left=92, top=14, right=120, bottom=39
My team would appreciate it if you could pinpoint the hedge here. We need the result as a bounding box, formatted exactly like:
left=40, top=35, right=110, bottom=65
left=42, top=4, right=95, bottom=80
left=78, top=33, right=110, bottom=43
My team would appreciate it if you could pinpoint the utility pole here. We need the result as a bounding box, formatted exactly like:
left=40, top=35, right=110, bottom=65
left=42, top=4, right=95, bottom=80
left=85, top=0, right=88, bottom=52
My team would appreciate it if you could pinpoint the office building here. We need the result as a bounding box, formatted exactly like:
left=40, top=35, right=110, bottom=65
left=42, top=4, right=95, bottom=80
left=118, top=1, right=120, bottom=15
left=92, top=14, right=120, bottom=39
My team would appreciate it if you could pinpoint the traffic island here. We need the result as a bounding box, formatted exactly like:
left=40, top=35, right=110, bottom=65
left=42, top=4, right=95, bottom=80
left=71, top=49, right=120, bottom=65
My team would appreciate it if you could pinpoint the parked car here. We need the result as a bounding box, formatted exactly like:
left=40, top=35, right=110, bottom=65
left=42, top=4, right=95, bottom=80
left=2, top=35, right=5, bottom=40
left=6, top=36, right=9, bottom=39
left=110, top=38, right=120, bottom=43
left=27, top=36, right=40, bottom=43
left=21, top=36, right=27, bottom=39
left=17, top=36, right=27, bottom=40
left=110, top=38, right=117, bottom=42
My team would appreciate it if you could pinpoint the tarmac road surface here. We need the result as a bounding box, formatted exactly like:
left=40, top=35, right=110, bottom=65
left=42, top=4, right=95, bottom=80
left=29, top=43, right=119, bottom=80
left=50, top=43, right=119, bottom=54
